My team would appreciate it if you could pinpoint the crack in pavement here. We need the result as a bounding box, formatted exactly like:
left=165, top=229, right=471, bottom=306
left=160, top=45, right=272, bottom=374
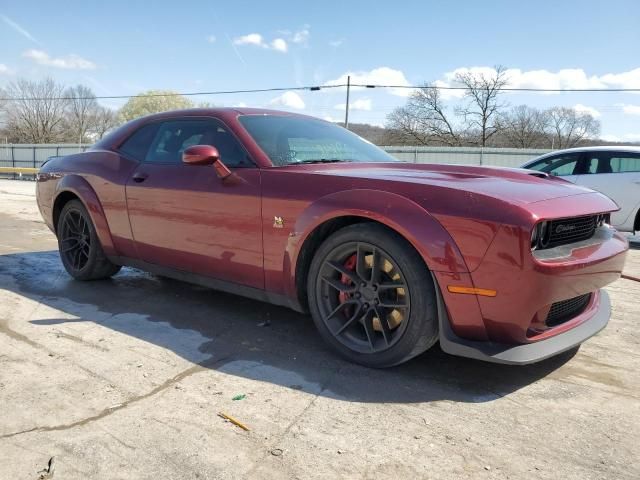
left=0, top=355, right=232, bottom=440
left=242, top=363, right=347, bottom=478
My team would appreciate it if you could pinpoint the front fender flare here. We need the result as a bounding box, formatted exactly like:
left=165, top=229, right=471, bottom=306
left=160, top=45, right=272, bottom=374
left=54, top=175, right=116, bottom=256
left=283, top=189, right=470, bottom=300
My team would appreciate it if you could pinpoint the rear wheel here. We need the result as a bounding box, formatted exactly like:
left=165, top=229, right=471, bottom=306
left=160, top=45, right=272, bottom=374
left=57, top=200, right=121, bottom=280
left=307, top=223, right=438, bottom=368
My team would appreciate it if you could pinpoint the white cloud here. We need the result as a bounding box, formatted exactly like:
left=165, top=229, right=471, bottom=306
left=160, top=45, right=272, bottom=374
left=1, top=15, right=40, bottom=45
left=277, top=25, right=310, bottom=46
left=324, top=67, right=412, bottom=97
left=601, top=133, right=640, bottom=143
left=233, top=102, right=248, bottom=108
left=270, top=38, right=288, bottom=52
left=233, top=33, right=288, bottom=53
left=600, top=134, right=620, bottom=142
left=574, top=103, right=601, bottom=118
left=431, top=79, right=464, bottom=99
left=291, top=25, right=310, bottom=45
left=617, top=103, right=640, bottom=116
left=206, top=35, right=216, bottom=43
left=334, top=98, right=372, bottom=111
left=23, top=49, right=96, bottom=70
left=234, top=33, right=266, bottom=47
left=329, top=39, right=343, bottom=47
left=0, top=64, right=12, bottom=75
left=599, top=69, right=640, bottom=90
left=269, top=91, right=305, bottom=109
left=432, top=66, right=640, bottom=99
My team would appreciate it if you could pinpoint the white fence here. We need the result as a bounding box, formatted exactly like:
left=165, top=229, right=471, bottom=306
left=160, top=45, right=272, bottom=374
left=0, top=144, right=551, bottom=176
left=381, top=146, right=550, bottom=167
left=0, top=144, right=88, bottom=170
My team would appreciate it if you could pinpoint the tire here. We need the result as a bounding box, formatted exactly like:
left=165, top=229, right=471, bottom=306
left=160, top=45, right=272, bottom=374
left=57, top=199, right=121, bottom=281
left=307, top=223, right=438, bottom=368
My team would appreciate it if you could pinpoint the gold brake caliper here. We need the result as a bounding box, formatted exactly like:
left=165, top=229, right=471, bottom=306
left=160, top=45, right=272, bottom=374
left=366, top=255, right=406, bottom=331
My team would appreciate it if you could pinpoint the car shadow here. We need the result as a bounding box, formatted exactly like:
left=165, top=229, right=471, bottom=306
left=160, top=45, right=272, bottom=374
left=0, top=250, right=577, bottom=404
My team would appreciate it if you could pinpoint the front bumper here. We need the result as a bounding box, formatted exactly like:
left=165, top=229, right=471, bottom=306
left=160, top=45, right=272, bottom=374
left=437, top=287, right=611, bottom=365
left=452, top=224, right=627, bottom=344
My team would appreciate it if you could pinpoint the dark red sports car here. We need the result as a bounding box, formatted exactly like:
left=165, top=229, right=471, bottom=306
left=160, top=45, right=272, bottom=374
left=36, top=108, right=628, bottom=367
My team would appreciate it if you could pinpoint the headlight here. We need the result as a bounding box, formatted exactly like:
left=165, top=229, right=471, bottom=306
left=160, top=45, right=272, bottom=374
left=531, top=221, right=550, bottom=251
left=531, top=224, right=539, bottom=250
left=596, top=213, right=610, bottom=227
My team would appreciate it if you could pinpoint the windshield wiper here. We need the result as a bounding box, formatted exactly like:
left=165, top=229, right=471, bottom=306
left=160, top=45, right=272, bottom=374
left=294, top=159, right=349, bottom=164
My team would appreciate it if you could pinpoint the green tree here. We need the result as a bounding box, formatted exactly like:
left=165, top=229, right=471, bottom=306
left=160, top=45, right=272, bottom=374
left=118, top=90, right=193, bottom=122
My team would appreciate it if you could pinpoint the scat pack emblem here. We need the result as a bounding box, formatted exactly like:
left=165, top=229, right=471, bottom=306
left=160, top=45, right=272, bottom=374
left=273, top=216, right=284, bottom=228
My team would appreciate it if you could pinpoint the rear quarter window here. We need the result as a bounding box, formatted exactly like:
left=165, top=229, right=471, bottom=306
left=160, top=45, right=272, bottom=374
left=611, top=153, right=640, bottom=173
left=118, top=123, right=161, bottom=161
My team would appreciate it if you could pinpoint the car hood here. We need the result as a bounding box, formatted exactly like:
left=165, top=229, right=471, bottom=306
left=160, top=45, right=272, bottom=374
left=284, top=162, right=597, bottom=205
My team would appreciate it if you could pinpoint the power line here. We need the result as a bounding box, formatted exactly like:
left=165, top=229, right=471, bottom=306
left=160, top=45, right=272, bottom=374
left=2, top=83, right=640, bottom=102
left=0, top=85, right=333, bottom=102
left=351, top=84, right=640, bottom=93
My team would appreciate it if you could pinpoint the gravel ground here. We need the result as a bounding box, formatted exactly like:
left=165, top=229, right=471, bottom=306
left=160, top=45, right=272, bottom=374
left=0, top=179, right=638, bottom=480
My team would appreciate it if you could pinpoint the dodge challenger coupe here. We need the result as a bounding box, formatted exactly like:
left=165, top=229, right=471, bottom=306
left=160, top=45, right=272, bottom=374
left=36, top=108, right=629, bottom=367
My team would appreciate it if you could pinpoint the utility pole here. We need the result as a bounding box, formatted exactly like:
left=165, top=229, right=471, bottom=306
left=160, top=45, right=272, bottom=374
left=344, top=75, right=351, bottom=129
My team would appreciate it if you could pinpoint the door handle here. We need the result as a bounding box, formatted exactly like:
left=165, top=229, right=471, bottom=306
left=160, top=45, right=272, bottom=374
left=132, top=172, right=148, bottom=183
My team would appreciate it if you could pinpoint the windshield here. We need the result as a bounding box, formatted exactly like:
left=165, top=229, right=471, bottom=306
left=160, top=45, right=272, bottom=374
left=238, top=115, right=399, bottom=166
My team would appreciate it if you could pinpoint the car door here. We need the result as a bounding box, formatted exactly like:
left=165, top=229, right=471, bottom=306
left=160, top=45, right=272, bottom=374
left=575, top=151, right=640, bottom=231
left=121, top=117, right=264, bottom=289
left=525, top=152, right=585, bottom=183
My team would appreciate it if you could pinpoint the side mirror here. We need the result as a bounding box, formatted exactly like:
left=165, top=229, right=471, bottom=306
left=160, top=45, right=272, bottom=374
left=182, top=145, right=219, bottom=165
left=182, top=144, right=232, bottom=180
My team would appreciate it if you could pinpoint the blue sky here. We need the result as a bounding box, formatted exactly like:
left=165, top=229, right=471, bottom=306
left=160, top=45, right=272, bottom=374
left=1, top=0, right=639, bottom=140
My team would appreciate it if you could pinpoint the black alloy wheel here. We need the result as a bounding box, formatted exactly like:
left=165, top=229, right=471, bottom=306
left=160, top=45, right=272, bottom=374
left=60, top=208, right=92, bottom=272
left=316, top=241, right=411, bottom=354
left=307, top=223, right=438, bottom=368
left=57, top=200, right=121, bottom=280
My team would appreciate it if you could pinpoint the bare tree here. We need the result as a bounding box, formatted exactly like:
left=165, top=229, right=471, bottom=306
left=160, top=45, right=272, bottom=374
left=4, top=78, right=69, bottom=143
left=64, top=85, right=101, bottom=144
left=386, top=85, right=461, bottom=146
left=498, top=105, right=549, bottom=148
left=0, top=87, right=7, bottom=140
left=90, top=107, right=119, bottom=139
left=545, top=107, right=600, bottom=149
left=455, top=65, right=509, bottom=146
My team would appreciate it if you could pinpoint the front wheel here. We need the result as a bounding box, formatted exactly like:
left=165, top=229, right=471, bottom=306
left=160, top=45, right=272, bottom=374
left=307, top=223, right=438, bottom=368
left=57, top=199, right=121, bottom=281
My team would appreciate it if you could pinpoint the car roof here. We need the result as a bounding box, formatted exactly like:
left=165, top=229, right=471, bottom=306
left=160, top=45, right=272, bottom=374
left=523, top=145, right=640, bottom=166
left=93, top=107, right=321, bottom=151
left=133, top=107, right=311, bottom=120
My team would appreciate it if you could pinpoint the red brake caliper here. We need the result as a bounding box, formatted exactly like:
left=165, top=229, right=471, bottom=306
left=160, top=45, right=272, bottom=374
left=339, top=254, right=357, bottom=315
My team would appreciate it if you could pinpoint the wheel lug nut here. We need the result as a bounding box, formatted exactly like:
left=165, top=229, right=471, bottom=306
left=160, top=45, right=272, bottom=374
left=363, top=303, right=369, bottom=309
left=355, top=292, right=361, bottom=298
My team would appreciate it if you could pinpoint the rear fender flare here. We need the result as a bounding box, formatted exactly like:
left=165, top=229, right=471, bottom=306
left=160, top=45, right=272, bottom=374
left=54, top=175, right=116, bottom=256
left=284, top=189, right=470, bottom=299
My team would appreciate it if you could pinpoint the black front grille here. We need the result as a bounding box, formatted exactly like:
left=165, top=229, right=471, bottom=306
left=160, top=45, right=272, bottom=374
left=547, top=215, right=597, bottom=248
left=546, top=294, right=591, bottom=327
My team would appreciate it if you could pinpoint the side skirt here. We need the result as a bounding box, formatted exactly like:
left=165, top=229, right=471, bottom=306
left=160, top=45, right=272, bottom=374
left=108, top=256, right=305, bottom=313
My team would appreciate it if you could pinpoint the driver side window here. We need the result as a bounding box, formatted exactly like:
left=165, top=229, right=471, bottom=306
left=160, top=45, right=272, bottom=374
left=119, top=118, right=253, bottom=167
left=144, top=119, right=253, bottom=167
